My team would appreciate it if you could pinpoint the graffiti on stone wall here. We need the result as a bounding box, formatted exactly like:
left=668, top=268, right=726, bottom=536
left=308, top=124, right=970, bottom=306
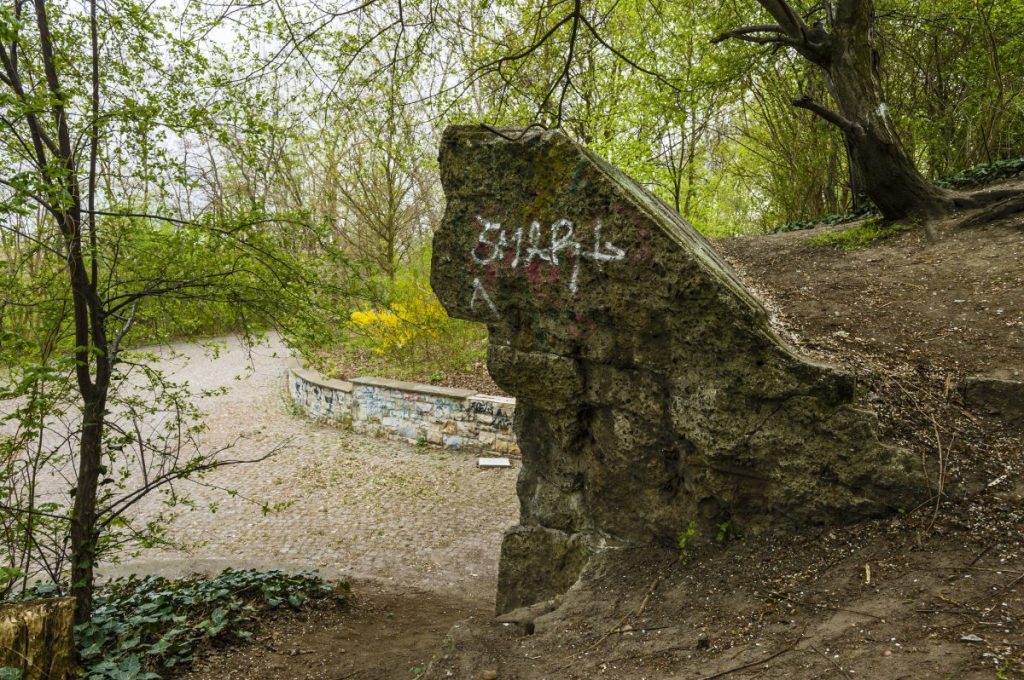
left=289, top=366, right=518, bottom=454
left=467, top=397, right=514, bottom=430
left=469, top=216, right=626, bottom=318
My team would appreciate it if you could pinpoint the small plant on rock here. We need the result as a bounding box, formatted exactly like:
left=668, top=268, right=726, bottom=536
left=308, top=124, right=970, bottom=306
left=677, top=520, right=698, bottom=556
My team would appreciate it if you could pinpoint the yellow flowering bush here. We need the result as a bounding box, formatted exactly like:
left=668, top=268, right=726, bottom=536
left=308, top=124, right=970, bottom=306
left=320, top=248, right=487, bottom=383
left=347, top=253, right=475, bottom=362
left=349, top=293, right=449, bottom=356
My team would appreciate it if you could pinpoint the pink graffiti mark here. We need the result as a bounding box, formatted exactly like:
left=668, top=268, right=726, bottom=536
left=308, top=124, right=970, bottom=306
left=567, top=309, right=598, bottom=342
left=526, top=260, right=559, bottom=288
left=469, top=215, right=625, bottom=294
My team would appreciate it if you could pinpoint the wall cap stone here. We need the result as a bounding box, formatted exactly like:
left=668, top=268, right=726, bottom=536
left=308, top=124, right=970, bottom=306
left=349, top=375, right=479, bottom=399
left=286, top=359, right=353, bottom=392
left=469, top=394, right=516, bottom=406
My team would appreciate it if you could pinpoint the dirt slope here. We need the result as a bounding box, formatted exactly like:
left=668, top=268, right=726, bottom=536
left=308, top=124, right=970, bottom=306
left=182, top=207, right=1023, bottom=680
left=717, top=208, right=1024, bottom=380
left=419, top=210, right=1024, bottom=679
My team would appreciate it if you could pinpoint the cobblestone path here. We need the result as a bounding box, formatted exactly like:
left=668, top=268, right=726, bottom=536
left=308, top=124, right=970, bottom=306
left=108, top=336, right=518, bottom=601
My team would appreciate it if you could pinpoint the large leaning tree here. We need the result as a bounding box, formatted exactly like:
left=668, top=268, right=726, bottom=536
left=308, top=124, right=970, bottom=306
left=442, top=0, right=1023, bottom=224
left=712, top=0, right=1017, bottom=221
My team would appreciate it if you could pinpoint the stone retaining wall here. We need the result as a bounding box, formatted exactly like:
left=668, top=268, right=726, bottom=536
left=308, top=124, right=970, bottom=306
left=286, top=361, right=519, bottom=455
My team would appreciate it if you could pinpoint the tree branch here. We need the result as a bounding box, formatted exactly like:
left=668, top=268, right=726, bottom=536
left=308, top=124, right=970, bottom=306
left=478, top=11, right=574, bottom=71
left=714, top=1, right=831, bottom=62
left=88, top=0, right=100, bottom=288
left=755, top=0, right=811, bottom=39
left=578, top=14, right=684, bottom=94
left=792, top=95, right=858, bottom=133
left=98, top=441, right=285, bottom=527
left=711, top=24, right=785, bottom=44
left=713, top=31, right=803, bottom=48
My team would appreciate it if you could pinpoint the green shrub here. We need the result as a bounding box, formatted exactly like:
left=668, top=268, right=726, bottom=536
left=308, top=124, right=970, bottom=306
left=938, top=157, right=1024, bottom=188
left=770, top=204, right=877, bottom=234
left=74, top=569, right=344, bottom=679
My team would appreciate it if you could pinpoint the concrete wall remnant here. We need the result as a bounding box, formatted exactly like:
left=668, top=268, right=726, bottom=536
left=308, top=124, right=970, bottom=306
left=430, top=126, right=926, bottom=614
left=0, top=597, right=74, bottom=680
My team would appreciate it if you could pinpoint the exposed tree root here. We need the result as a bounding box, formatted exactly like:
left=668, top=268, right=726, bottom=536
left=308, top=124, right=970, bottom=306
left=954, top=186, right=1024, bottom=208
left=955, top=193, right=1024, bottom=230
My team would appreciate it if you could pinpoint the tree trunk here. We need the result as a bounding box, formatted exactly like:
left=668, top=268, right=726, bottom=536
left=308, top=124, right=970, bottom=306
left=61, top=207, right=109, bottom=627
left=842, top=135, right=871, bottom=212
left=70, top=397, right=105, bottom=626
left=816, top=0, right=952, bottom=219
left=723, top=0, right=957, bottom=220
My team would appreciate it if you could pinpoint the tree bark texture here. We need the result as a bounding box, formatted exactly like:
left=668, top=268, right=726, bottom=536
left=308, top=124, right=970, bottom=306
left=817, top=0, right=952, bottom=219
left=720, top=0, right=955, bottom=219
left=0, top=598, right=75, bottom=680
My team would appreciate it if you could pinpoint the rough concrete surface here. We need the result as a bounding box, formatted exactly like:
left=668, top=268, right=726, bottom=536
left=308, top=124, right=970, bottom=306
left=0, top=597, right=74, bottom=680
left=430, top=126, right=927, bottom=613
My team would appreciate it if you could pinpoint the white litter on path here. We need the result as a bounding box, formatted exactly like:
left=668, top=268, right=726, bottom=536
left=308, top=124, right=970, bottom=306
left=478, top=457, right=512, bottom=468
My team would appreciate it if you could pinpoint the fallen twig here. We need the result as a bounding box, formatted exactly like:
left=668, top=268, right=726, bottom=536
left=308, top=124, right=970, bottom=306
left=697, top=637, right=803, bottom=680
left=925, top=566, right=1024, bottom=575
left=916, top=607, right=981, bottom=616
left=806, top=602, right=885, bottom=620
left=968, top=543, right=998, bottom=567
left=552, top=556, right=680, bottom=672
left=808, top=645, right=854, bottom=680
left=563, top=573, right=665, bottom=662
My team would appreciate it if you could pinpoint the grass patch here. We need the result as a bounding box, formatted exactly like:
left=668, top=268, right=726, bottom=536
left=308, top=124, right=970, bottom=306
left=809, top=219, right=914, bottom=251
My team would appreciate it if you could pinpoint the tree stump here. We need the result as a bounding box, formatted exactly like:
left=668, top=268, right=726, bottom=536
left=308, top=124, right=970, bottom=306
left=0, top=598, right=75, bottom=680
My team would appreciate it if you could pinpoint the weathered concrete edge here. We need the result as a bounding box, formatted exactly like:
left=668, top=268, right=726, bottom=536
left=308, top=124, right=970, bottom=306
left=350, top=375, right=477, bottom=400
left=0, top=596, right=75, bottom=680
left=288, top=359, right=354, bottom=393
left=285, top=359, right=520, bottom=455
left=962, top=374, right=1024, bottom=432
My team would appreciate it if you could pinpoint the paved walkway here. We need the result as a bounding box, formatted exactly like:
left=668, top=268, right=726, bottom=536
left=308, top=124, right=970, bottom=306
left=105, top=336, right=518, bottom=601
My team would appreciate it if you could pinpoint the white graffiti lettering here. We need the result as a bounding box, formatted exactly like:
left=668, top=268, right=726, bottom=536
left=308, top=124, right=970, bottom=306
left=525, top=220, right=551, bottom=265
left=586, top=221, right=626, bottom=263
left=549, top=218, right=578, bottom=266
left=470, top=277, right=500, bottom=318
left=471, top=217, right=504, bottom=265
left=509, top=227, right=523, bottom=269
left=469, top=215, right=627, bottom=308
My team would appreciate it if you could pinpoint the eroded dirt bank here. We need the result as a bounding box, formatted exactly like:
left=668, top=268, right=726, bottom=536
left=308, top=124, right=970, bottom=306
left=419, top=212, right=1024, bottom=679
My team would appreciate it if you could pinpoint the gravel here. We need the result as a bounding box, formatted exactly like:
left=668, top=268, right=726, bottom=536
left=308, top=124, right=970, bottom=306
left=101, top=335, right=519, bottom=601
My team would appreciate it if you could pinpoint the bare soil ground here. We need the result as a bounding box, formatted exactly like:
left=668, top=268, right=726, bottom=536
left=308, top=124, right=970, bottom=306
left=186, top=581, right=489, bottom=680
left=181, top=203, right=1023, bottom=679
left=717, top=199, right=1024, bottom=380
left=89, top=337, right=515, bottom=680
left=418, top=207, right=1024, bottom=678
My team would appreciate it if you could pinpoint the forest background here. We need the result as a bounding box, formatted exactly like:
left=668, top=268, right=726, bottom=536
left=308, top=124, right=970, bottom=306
left=1, top=0, right=1023, bottom=630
